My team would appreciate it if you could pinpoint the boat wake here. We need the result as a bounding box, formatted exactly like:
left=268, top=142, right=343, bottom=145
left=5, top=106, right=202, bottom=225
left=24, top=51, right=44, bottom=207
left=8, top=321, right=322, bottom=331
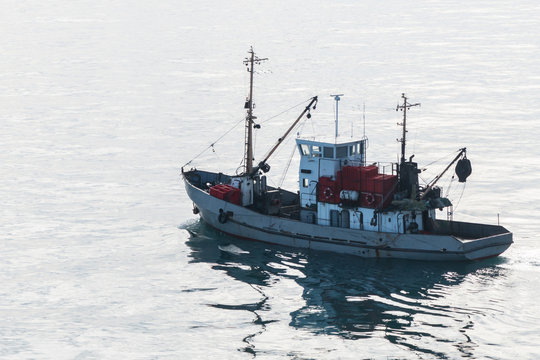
left=218, top=244, right=250, bottom=255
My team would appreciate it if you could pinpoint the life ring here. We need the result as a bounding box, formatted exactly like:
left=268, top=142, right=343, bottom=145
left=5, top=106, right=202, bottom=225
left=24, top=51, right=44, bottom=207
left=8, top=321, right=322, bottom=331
left=218, top=208, right=228, bottom=224
left=365, top=193, right=375, bottom=205
left=324, top=187, right=333, bottom=199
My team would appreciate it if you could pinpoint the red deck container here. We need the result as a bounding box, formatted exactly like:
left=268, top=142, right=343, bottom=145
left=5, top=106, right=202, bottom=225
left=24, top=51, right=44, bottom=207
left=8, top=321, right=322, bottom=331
left=341, top=166, right=360, bottom=190
left=341, top=165, right=379, bottom=191
left=209, top=184, right=242, bottom=205
left=360, top=175, right=397, bottom=208
left=359, top=165, right=378, bottom=178
left=358, top=166, right=380, bottom=192
left=371, top=174, right=398, bottom=194
left=334, top=170, right=343, bottom=190
left=360, top=173, right=397, bottom=208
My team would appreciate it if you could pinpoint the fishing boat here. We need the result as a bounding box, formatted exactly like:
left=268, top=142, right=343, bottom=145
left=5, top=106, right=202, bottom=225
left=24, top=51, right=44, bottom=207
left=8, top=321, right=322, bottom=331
left=182, top=49, right=512, bottom=261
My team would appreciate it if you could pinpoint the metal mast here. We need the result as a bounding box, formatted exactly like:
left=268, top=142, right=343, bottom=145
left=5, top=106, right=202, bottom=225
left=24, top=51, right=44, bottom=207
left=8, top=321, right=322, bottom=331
left=243, top=47, right=267, bottom=174
left=396, top=93, right=420, bottom=163
left=330, top=94, right=344, bottom=141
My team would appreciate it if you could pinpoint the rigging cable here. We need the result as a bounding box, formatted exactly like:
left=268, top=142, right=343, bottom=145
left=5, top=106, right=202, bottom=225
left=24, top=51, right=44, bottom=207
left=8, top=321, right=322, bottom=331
left=266, top=129, right=295, bottom=187
left=278, top=113, right=312, bottom=188
left=182, top=97, right=314, bottom=170
left=251, top=98, right=314, bottom=175
left=259, top=98, right=313, bottom=124
left=422, top=149, right=463, bottom=186
left=452, top=182, right=467, bottom=212
left=182, top=117, right=245, bottom=168
left=278, top=141, right=298, bottom=188
left=211, top=143, right=221, bottom=161
left=444, top=175, right=455, bottom=198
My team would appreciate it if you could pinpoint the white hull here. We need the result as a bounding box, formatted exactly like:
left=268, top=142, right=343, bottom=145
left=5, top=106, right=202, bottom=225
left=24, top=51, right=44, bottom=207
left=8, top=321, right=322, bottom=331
left=184, top=176, right=512, bottom=261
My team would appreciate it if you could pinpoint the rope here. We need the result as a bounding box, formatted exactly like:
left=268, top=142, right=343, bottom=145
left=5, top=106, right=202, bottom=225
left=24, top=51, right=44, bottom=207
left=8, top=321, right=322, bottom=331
left=444, top=175, right=455, bottom=197
left=259, top=98, right=313, bottom=124
left=182, top=98, right=313, bottom=170
left=278, top=140, right=298, bottom=188
left=182, top=117, right=245, bottom=168
left=264, top=132, right=295, bottom=187
left=452, top=182, right=466, bottom=212
left=236, top=154, right=245, bottom=175
left=274, top=111, right=315, bottom=187
left=212, top=144, right=221, bottom=161
left=422, top=149, right=462, bottom=184
left=277, top=113, right=313, bottom=188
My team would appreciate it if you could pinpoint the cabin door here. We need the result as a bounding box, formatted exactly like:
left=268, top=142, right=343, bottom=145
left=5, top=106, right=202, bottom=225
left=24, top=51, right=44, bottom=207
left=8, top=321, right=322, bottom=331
left=299, top=180, right=317, bottom=208
left=341, top=210, right=350, bottom=228
left=330, top=210, right=340, bottom=227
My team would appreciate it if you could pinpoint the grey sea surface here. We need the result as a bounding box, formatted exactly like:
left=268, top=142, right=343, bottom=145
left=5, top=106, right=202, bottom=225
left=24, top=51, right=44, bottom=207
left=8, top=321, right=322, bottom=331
left=1, top=0, right=539, bottom=359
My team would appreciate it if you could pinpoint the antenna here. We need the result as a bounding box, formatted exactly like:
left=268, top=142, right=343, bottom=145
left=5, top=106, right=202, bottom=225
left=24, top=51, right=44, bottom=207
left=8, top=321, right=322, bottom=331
left=330, top=94, right=344, bottom=142
left=396, top=93, right=420, bottom=164
left=362, top=102, right=366, bottom=138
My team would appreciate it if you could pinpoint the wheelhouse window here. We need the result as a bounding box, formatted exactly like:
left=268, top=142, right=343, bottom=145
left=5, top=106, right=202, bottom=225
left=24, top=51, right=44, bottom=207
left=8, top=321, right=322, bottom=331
left=299, top=144, right=310, bottom=156
left=312, top=145, right=322, bottom=157
left=336, top=146, right=348, bottom=158
left=323, top=147, right=334, bottom=158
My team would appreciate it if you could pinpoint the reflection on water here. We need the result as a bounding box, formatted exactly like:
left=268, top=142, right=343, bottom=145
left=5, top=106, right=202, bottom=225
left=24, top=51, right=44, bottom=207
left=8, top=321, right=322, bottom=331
left=183, top=220, right=508, bottom=358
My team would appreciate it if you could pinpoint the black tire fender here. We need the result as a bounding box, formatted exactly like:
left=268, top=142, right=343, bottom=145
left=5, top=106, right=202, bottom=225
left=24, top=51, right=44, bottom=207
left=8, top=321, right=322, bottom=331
left=218, top=208, right=228, bottom=224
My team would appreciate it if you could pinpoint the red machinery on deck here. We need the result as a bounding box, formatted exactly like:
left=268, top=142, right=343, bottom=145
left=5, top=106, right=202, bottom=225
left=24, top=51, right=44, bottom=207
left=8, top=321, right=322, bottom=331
left=318, top=165, right=397, bottom=208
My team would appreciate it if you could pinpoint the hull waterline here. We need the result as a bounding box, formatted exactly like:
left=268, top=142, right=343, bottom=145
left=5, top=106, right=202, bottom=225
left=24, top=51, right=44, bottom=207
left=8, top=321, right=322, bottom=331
left=184, top=175, right=512, bottom=261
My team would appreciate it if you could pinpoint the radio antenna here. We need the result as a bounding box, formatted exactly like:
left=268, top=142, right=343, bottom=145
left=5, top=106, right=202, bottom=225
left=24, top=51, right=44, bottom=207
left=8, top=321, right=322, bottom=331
left=362, top=102, right=366, bottom=138
left=330, top=94, right=344, bottom=142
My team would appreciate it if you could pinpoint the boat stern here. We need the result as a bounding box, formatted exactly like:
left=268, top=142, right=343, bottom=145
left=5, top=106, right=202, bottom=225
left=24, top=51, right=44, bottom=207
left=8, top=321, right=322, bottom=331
left=462, top=231, right=513, bottom=260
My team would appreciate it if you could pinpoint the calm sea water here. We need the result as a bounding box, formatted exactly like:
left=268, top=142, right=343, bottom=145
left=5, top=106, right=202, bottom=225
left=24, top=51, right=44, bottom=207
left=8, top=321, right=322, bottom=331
left=1, top=0, right=540, bottom=359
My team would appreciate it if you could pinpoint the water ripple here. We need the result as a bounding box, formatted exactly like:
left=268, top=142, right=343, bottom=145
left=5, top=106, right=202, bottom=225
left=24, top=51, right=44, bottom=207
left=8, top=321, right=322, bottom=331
left=184, top=221, right=517, bottom=358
